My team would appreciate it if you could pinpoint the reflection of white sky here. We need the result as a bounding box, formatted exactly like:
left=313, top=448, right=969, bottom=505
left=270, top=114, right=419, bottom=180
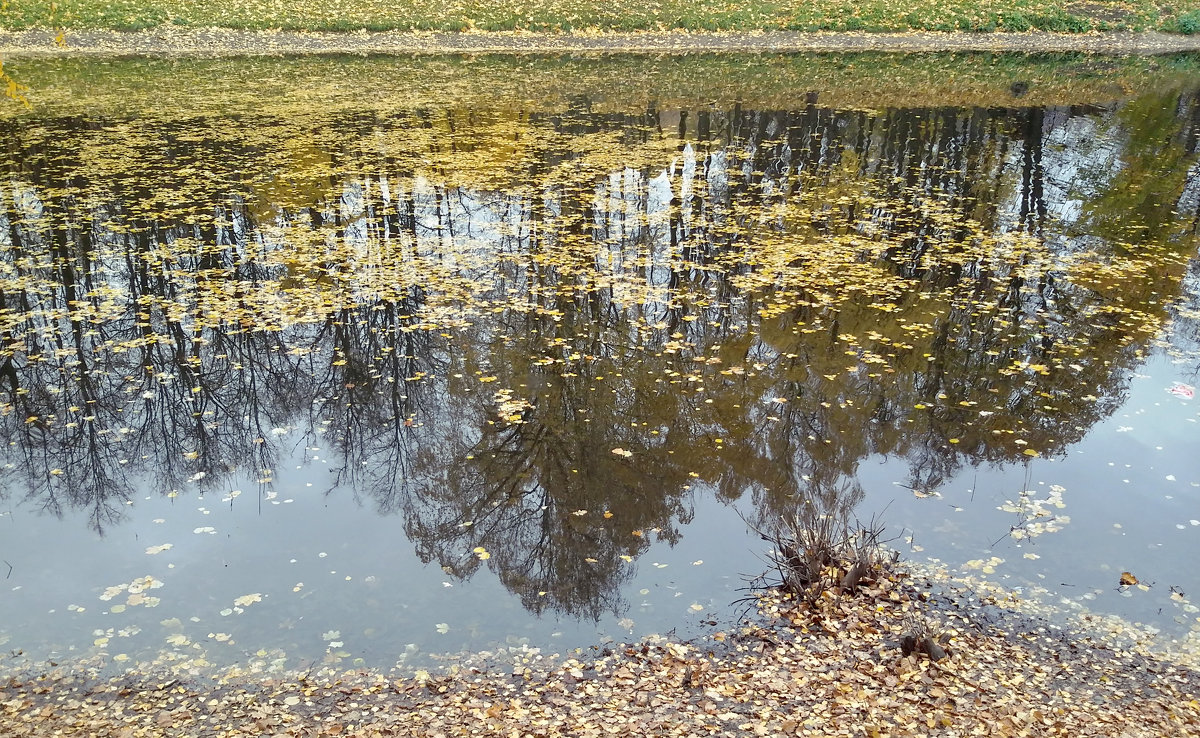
left=228, top=195, right=250, bottom=251
left=706, top=149, right=729, bottom=213
left=0, top=184, right=10, bottom=248
left=857, top=349, right=1200, bottom=645
left=1, top=181, right=45, bottom=244
left=0, top=428, right=760, bottom=675
left=7, top=343, right=1194, bottom=673
left=1180, top=161, right=1200, bottom=217
left=997, top=109, right=1121, bottom=231
left=339, top=180, right=368, bottom=252
left=680, top=143, right=697, bottom=224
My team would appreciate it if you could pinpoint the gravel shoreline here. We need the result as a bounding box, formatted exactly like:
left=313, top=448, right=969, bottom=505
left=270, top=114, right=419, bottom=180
left=3, top=28, right=1200, bottom=57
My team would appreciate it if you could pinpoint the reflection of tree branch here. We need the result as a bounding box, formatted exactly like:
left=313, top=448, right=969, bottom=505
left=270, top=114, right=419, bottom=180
left=0, top=91, right=1194, bottom=612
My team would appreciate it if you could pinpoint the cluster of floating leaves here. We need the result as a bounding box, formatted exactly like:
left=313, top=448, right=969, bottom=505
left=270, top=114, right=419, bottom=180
left=996, top=483, right=1070, bottom=540
left=97, top=576, right=164, bottom=612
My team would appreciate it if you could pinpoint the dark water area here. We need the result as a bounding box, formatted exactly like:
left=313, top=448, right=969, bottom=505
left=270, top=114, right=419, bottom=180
left=0, top=53, right=1198, bottom=677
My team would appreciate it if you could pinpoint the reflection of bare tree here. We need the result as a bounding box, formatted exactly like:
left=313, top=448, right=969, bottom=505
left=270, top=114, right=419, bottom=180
left=0, top=86, right=1196, bottom=614
left=395, top=290, right=699, bottom=619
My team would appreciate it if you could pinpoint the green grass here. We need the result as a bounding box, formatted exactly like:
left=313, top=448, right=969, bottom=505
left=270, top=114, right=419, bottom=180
left=1172, top=8, right=1200, bottom=31
left=2, top=0, right=1200, bottom=34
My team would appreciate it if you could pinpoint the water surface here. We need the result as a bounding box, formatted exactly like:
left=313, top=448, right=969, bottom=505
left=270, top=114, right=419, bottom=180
left=0, top=52, right=1198, bottom=676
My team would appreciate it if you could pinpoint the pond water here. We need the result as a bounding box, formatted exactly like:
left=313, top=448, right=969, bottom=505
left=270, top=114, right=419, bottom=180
left=0, top=52, right=1199, bottom=677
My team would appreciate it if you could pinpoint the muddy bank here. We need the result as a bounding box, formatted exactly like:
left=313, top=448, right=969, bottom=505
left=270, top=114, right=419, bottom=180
left=3, top=28, right=1200, bottom=57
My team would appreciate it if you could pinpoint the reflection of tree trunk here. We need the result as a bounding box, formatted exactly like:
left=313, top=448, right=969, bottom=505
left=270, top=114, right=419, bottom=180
left=979, top=112, right=1011, bottom=231
left=0, top=187, right=27, bottom=395
left=1178, top=93, right=1200, bottom=233
left=1018, top=107, right=1047, bottom=235
left=1, top=87, right=1196, bottom=601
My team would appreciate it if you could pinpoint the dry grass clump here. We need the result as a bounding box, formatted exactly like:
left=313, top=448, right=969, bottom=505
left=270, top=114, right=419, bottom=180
left=756, top=506, right=895, bottom=607
left=753, top=507, right=955, bottom=663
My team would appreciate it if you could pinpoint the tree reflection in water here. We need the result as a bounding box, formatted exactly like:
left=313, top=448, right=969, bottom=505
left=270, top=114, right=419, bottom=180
left=1, top=78, right=1198, bottom=622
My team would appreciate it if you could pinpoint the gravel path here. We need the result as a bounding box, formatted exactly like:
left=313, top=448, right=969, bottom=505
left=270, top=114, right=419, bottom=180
left=3, top=28, right=1200, bottom=57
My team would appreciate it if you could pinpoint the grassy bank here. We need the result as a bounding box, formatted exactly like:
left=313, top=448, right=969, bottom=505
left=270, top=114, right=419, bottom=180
left=4, top=0, right=1200, bottom=34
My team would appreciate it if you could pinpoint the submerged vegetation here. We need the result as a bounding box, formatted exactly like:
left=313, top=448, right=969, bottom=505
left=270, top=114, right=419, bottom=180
left=4, top=0, right=1200, bottom=33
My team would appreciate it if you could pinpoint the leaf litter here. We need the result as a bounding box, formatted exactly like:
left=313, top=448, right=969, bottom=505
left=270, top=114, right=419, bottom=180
left=2, top=564, right=1198, bottom=736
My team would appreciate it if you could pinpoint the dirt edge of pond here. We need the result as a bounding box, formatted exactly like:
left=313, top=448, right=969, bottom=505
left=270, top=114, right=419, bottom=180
left=3, top=567, right=1198, bottom=737
left=3, top=28, right=1200, bottom=57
